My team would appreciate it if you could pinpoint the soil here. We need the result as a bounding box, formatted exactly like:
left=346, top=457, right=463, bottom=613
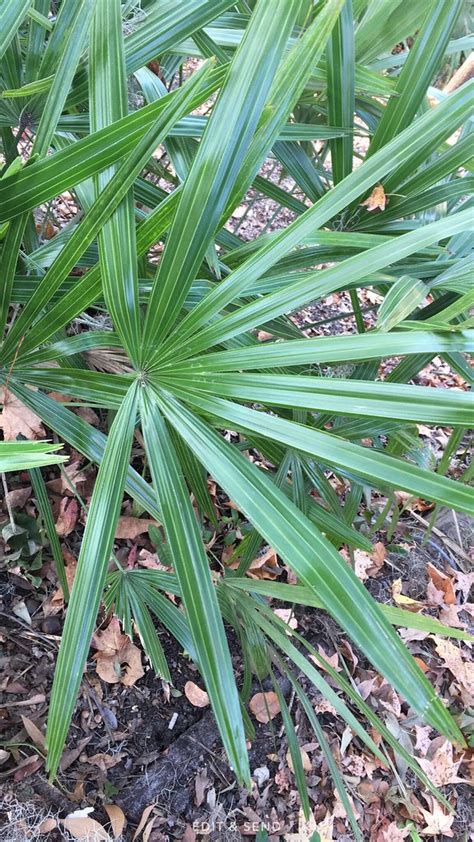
left=1, top=504, right=472, bottom=841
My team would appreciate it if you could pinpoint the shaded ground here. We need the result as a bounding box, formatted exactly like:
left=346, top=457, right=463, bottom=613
left=0, top=497, right=472, bottom=840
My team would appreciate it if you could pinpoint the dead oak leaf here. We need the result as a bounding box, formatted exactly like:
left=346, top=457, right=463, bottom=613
left=432, top=636, right=474, bottom=701
left=0, top=387, right=45, bottom=440
left=92, top=618, right=144, bottom=686
left=419, top=797, right=454, bottom=837
left=361, top=183, right=387, bottom=212
left=379, top=822, right=411, bottom=841
left=439, top=603, right=468, bottom=630
left=453, top=570, right=474, bottom=601
left=417, top=740, right=464, bottom=786
left=354, top=543, right=385, bottom=581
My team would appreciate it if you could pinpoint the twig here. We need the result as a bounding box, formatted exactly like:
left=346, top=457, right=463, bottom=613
left=1, top=472, right=16, bottom=531
left=443, top=52, right=474, bottom=93
left=408, top=509, right=471, bottom=567
left=450, top=510, right=463, bottom=549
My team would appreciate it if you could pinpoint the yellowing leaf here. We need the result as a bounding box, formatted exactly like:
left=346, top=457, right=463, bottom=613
left=391, top=578, right=424, bottom=611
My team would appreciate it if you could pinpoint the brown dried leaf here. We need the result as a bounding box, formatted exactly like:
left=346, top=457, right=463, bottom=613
left=61, top=460, right=87, bottom=493
left=453, top=570, right=474, bottom=601
left=55, top=497, right=79, bottom=536
left=380, top=822, right=411, bottom=841
left=354, top=545, right=385, bottom=581
left=417, top=739, right=464, bottom=786
left=231, top=546, right=280, bottom=580
left=273, top=608, right=298, bottom=629
left=361, top=183, right=387, bottom=212
left=74, top=405, right=100, bottom=425
left=286, top=747, right=311, bottom=773
left=92, top=618, right=144, bottom=686
left=419, top=795, right=454, bottom=837
left=0, top=388, right=45, bottom=441
left=311, top=645, right=341, bottom=673
left=2, top=693, right=45, bottom=708
left=132, top=805, right=156, bottom=841
left=115, top=517, right=159, bottom=540
left=142, top=817, right=158, bottom=842
left=38, top=818, right=58, bottom=833
left=60, top=736, right=92, bottom=771
left=426, top=563, right=456, bottom=605
left=104, top=804, right=126, bottom=839
left=5, top=486, right=32, bottom=510
left=433, top=636, right=474, bottom=701
left=391, top=578, right=424, bottom=611
left=249, top=691, right=280, bottom=723
left=285, top=808, right=320, bottom=841
left=184, top=681, right=209, bottom=708
left=194, top=767, right=211, bottom=807
left=20, top=716, right=46, bottom=751
left=62, top=816, right=111, bottom=841
left=84, top=752, right=125, bottom=772
left=414, top=725, right=432, bottom=755
left=274, top=767, right=290, bottom=792
left=13, top=753, right=43, bottom=781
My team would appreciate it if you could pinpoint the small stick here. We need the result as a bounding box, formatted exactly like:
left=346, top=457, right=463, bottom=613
left=408, top=509, right=470, bottom=565
left=1, top=471, right=16, bottom=531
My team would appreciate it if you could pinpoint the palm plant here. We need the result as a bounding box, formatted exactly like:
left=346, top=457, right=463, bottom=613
left=1, top=0, right=472, bottom=828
